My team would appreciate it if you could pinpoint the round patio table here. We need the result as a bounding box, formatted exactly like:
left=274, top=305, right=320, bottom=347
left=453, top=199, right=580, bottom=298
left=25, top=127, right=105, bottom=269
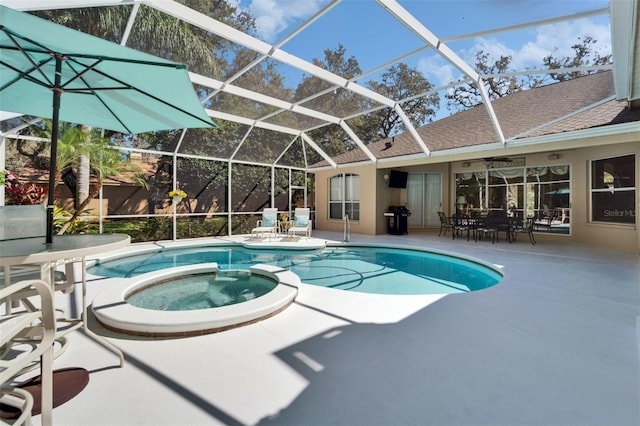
left=0, top=233, right=130, bottom=424
left=0, top=233, right=130, bottom=267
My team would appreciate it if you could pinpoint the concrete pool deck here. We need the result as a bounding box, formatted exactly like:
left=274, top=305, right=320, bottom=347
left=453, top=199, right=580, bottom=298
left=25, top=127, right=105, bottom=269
left=20, top=230, right=640, bottom=425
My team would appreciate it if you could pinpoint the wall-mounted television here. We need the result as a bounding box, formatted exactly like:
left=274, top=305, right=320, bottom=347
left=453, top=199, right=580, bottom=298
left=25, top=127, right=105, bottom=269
left=388, top=169, right=408, bottom=188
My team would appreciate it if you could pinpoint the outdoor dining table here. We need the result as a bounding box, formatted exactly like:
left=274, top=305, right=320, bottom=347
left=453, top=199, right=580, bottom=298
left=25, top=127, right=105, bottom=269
left=0, top=233, right=130, bottom=422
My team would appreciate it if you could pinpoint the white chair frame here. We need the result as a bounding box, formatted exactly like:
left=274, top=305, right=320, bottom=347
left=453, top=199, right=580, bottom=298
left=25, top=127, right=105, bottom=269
left=287, top=208, right=312, bottom=239
left=251, top=208, right=279, bottom=239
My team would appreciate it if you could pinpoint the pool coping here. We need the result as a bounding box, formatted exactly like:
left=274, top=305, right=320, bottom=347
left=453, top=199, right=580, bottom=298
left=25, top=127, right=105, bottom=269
left=91, top=263, right=300, bottom=338
left=241, top=235, right=327, bottom=250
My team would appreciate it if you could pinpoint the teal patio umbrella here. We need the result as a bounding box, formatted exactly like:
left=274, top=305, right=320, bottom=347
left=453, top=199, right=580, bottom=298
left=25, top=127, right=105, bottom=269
left=0, top=5, right=216, bottom=243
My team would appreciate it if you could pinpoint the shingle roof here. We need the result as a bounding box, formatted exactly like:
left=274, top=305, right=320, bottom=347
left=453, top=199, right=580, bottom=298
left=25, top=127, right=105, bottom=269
left=311, top=71, right=638, bottom=167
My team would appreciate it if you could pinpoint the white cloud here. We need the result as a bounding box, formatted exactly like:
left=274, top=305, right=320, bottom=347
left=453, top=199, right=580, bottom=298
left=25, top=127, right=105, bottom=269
left=428, top=18, right=611, bottom=82
left=462, top=37, right=516, bottom=64
left=417, top=55, right=458, bottom=87
left=244, top=0, right=326, bottom=42
left=480, top=19, right=611, bottom=70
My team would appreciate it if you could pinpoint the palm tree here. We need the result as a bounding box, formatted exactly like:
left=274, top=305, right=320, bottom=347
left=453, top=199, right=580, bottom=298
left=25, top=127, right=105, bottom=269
left=30, top=120, right=148, bottom=234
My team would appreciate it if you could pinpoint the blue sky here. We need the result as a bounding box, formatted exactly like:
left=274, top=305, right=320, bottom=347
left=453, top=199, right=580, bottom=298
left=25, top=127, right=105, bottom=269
left=234, top=0, right=612, bottom=88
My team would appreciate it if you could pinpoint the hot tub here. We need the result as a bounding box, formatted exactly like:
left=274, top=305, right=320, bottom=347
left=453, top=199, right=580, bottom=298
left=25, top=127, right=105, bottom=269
left=91, top=263, right=299, bottom=337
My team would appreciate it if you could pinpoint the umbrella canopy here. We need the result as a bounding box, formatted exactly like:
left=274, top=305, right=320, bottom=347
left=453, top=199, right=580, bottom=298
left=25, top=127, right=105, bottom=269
left=0, top=5, right=216, bottom=243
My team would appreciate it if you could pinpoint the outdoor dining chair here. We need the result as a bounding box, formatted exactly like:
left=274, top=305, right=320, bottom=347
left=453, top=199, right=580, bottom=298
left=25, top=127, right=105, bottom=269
left=490, top=209, right=512, bottom=242
left=452, top=213, right=472, bottom=241
left=512, top=217, right=537, bottom=245
left=437, top=211, right=454, bottom=236
left=474, top=213, right=497, bottom=243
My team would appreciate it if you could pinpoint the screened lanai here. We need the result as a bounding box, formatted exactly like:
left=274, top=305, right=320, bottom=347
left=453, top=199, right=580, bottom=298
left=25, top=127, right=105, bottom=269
left=0, top=0, right=634, bottom=241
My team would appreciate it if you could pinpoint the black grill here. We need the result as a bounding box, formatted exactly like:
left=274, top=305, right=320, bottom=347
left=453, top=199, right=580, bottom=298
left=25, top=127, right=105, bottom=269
left=385, top=206, right=411, bottom=235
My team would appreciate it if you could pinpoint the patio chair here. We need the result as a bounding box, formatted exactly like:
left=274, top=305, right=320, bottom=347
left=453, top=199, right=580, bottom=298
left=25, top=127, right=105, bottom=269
left=437, top=211, right=453, bottom=236
left=452, top=213, right=471, bottom=241
left=251, top=208, right=279, bottom=239
left=512, top=217, right=537, bottom=245
left=1, top=263, right=78, bottom=372
left=474, top=213, right=497, bottom=243
left=491, top=209, right=511, bottom=242
left=1, top=279, right=56, bottom=426
left=288, top=208, right=312, bottom=239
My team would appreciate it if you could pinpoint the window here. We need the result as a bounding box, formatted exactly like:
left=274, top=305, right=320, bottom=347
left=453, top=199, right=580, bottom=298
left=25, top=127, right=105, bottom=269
left=455, top=172, right=486, bottom=211
left=487, top=168, right=524, bottom=212
left=527, top=165, right=570, bottom=226
left=329, top=173, right=359, bottom=220
left=456, top=164, right=571, bottom=234
left=591, top=154, right=636, bottom=224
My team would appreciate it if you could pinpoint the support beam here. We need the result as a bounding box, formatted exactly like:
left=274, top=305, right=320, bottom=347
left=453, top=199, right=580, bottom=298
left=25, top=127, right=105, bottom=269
left=377, top=0, right=506, bottom=145
left=339, top=121, right=377, bottom=163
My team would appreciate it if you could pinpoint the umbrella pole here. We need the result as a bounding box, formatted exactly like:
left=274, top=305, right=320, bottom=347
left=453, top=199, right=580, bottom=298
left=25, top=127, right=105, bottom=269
left=46, top=58, right=62, bottom=245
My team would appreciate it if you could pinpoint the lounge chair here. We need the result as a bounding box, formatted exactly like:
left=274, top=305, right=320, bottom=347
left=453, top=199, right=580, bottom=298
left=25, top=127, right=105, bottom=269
left=288, top=208, right=312, bottom=239
left=251, top=208, right=279, bottom=239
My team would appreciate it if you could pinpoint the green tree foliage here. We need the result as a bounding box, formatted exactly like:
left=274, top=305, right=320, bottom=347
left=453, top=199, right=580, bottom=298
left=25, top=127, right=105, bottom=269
left=301, top=45, right=439, bottom=149
left=299, top=44, right=364, bottom=156
left=542, top=35, right=613, bottom=82
left=364, top=63, right=440, bottom=140
left=27, top=2, right=443, bottom=216
left=33, top=0, right=255, bottom=77
left=33, top=1, right=257, bottom=216
left=447, top=51, right=521, bottom=112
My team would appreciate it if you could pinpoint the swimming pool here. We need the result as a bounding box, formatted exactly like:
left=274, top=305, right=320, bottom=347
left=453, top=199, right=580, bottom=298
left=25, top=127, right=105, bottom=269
left=90, top=244, right=502, bottom=295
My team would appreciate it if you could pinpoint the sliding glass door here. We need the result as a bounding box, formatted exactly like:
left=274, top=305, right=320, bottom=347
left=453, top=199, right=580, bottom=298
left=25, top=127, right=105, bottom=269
left=407, top=173, right=442, bottom=228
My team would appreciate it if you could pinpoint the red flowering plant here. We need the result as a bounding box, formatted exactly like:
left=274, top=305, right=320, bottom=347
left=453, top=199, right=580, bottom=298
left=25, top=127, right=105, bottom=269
left=4, top=170, right=47, bottom=205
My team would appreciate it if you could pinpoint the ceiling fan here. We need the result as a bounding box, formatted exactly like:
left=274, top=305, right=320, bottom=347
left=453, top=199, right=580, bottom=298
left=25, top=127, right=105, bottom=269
left=461, top=156, right=523, bottom=168
left=482, top=156, right=513, bottom=166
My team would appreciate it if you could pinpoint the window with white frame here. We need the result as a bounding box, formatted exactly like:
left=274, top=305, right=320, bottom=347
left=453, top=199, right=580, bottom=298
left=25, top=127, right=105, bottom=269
left=456, top=164, right=571, bottom=234
left=590, top=154, right=636, bottom=224
left=329, top=173, right=359, bottom=220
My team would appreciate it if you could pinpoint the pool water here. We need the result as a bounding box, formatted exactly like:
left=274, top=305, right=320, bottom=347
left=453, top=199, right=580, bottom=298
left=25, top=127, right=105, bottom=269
left=90, top=245, right=501, bottom=295
left=127, top=270, right=277, bottom=311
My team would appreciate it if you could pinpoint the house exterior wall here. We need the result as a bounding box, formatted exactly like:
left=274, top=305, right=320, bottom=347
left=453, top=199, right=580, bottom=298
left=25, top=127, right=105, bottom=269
left=449, top=140, right=639, bottom=252
left=314, top=165, right=378, bottom=235
left=315, top=163, right=453, bottom=236
left=569, top=140, right=639, bottom=252
left=313, top=138, right=639, bottom=253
